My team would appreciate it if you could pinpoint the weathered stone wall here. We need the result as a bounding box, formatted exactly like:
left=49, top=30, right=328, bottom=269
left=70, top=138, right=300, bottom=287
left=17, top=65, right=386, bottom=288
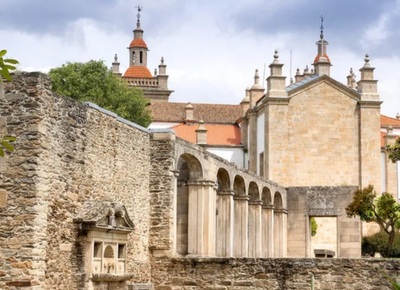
left=151, top=257, right=400, bottom=290
left=0, top=72, right=152, bottom=289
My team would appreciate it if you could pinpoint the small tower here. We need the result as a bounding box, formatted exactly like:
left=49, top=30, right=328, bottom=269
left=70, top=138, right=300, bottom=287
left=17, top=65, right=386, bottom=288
left=120, top=6, right=173, bottom=103
left=249, top=69, right=265, bottom=108
left=357, top=54, right=379, bottom=101
left=313, top=16, right=331, bottom=76
left=266, top=50, right=287, bottom=98
left=112, top=54, right=121, bottom=76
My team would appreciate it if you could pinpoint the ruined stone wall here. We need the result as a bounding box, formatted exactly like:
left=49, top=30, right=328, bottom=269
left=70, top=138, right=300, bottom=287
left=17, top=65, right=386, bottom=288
left=0, top=72, right=152, bottom=289
left=151, top=257, right=400, bottom=290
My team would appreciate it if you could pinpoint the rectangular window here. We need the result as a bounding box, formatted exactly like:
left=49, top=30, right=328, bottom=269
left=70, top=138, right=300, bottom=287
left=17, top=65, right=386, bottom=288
left=259, top=152, right=264, bottom=177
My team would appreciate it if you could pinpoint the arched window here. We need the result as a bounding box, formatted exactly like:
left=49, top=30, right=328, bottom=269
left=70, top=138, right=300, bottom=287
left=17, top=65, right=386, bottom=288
left=140, top=51, right=143, bottom=64
left=132, top=51, right=136, bottom=64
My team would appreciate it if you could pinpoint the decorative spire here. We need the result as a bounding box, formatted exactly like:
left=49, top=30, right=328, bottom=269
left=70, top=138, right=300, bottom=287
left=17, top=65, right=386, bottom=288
left=135, top=5, right=142, bottom=27
left=320, top=15, right=324, bottom=40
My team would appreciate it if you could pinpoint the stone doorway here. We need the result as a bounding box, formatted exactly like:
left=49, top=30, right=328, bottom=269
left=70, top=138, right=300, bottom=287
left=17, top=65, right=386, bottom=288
left=310, top=216, right=337, bottom=258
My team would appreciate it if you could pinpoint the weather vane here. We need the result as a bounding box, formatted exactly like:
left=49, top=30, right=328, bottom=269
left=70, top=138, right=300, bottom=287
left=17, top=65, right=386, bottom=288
left=320, top=15, right=324, bottom=39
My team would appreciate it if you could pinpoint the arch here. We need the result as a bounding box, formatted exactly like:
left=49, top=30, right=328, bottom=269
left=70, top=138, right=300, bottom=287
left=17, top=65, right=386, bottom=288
left=274, top=191, right=283, bottom=209
left=176, top=154, right=203, bottom=256
left=248, top=182, right=260, bottom=201
left=262, top=187, right=272, bottom=205
left=274, top=191, right=284, bottom=257
left=217, top=168, right=230, bottom=191
left=233, top=175, right=246, bottom=196
left=132, top=51, right=136, bottom=64
left=177, top=154, right=203, bottom=181
left=140, top=51, right=143, bottom=63
left=216, top=168, right=233, bottom=257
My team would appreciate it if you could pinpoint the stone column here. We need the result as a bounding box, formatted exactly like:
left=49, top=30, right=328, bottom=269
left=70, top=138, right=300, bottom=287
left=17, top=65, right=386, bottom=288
left=233, top=195, right=249, bottom=257
left=274, top=209, right=287, bottom=257
left=216, top=190, right=234, bottom=257
left=248, top=200, right=262, bottom=257
left=261, top=204, right=274, bottom=257
left=187, top=180, right=216, bottom=257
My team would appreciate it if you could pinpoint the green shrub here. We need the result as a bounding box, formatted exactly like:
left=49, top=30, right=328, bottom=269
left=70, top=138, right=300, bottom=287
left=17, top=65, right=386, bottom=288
left=362, top=231, right=400, bottom=257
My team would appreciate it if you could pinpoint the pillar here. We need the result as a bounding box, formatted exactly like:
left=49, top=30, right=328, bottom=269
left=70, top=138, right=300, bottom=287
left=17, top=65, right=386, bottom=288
left=216, top=190, right=234, bottom=257
left=187, top=180, right=216, bottom=256
left=274, top=209, right=287, bottom=257
left=248, top=200, right=262, bottom=257
left=261, top=204, right=274, bottom=257
left=233, top=195, right=249, bottom=257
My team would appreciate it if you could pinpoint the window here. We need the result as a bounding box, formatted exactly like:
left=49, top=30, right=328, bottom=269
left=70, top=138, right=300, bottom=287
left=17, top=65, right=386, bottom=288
left=91, top=242, right=127, bottom=275
left=132, top=51, right=136, bottom=64
left=140, top=51, right=143, bottom=64
left=259, top=152, right=264, bottom=177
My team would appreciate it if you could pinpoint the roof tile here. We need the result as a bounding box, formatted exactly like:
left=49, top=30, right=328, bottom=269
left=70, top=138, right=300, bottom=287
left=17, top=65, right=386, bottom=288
left=172, top=123, right=241, bottom=146
left=123, top=66, right=153, bottom=78
left=149, top=102, right=243, bottom=124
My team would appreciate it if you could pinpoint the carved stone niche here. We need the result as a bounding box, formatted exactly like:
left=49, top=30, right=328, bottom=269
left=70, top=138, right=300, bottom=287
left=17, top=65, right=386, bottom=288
left=74, top=201, right=135, bottom=283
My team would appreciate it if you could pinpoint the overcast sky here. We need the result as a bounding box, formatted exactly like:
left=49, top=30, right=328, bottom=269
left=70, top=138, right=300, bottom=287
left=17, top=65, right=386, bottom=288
left=1, top=0, right=399, bottom=117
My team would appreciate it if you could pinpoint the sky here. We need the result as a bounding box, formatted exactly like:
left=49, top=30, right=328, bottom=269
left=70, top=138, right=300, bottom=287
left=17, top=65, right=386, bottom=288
left=1, top=0, right=399, bottom=117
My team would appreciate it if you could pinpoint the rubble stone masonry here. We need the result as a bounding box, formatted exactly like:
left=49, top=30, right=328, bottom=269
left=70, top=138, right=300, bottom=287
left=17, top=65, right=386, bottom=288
left=0, top=72, right=152, bottom=289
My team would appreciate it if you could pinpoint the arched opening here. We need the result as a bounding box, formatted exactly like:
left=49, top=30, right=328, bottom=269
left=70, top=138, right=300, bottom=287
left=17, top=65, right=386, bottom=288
left=261, top=187, right=274, bottom=257
left=274, top=191, right=284, bottom=257
left=216, top=168, right=233, bottom=257
left=132, top=51, right=136, bottom=64
left=233, top=175, right=248, bottom=257
left=140, top=51, right=143, bottom=64
left=176, top=154, right=203, bottom=255
left=248, top=182, right=261, bottom=257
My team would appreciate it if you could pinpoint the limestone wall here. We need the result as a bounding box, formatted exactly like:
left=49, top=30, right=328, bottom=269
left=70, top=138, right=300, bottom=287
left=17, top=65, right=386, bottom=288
left=151, top=257, right=400, bottom=290
left=0, top=72, right=152, bottom=289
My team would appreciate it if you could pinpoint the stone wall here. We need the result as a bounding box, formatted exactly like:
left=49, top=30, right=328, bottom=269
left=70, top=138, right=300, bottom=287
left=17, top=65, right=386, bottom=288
left=151, top=257, right=400, bottom=290
left=0, top=72, right=152, bottom=289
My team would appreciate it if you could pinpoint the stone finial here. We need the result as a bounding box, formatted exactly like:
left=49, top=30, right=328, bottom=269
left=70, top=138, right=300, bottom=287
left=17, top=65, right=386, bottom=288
left=387, top=125, right=394, bottom=135
left=273, top=50, right=279, bottom=63
left=304, top=65, right=310, bottom=74
left=396, top=113, right=400, bottom=120
left=154, top=68, right=158, bottom=76
left=160, top=57, right=164, bottom=64
left=254, top=69, right=260, bottom=85
left=185, top=102, right=194, bottom=122
left=364, top=54, right=370, bottom=67
left=196, top=120, right=207, bottom=145
left=296, top=68, right=300, bottom=75
left=114, top=54, right=118, bottom=62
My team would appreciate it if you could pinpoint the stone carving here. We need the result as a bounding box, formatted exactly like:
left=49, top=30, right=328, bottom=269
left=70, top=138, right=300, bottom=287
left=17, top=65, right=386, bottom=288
left=74, top=201, right=135, bottom=231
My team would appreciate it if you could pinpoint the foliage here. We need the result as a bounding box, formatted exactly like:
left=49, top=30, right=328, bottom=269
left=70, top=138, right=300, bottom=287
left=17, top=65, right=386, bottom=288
left=362, top=231, right=400, bottom=257
left=0, top=136, right=16, bottom=157
left=49, top=60, right=151, bottom=127
left=387, top=138, right=400, bottom=163
left=346, top=185, right=400, bottom=256
left=310, top=217, right=318, bottom=237
left=0, top=50, right=18, bottom=158
left=0, top=49, right=19, bottom=81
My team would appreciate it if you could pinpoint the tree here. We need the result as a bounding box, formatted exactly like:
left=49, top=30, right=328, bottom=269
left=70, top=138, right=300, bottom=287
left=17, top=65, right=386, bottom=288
left=346, top=185, right=400, bottom=256
left=49, top=60, right=151, bottom=127
left=0, top=49, right=19, bottom=157
left=387, top=138, right=400, bottom=163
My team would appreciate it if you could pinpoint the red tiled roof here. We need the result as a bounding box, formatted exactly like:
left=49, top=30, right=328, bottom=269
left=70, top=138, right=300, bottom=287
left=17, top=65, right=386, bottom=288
left=129, top=38, right=148, bottom=49
left=381, top=115, right=400, bottom=128
left=123, top=66, right=152, bottom=78
left=149, top=102, right=243, bottom=124
left=172, top=123, right=241, bottom=146
left=313, top=53, right=331, bottom=64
